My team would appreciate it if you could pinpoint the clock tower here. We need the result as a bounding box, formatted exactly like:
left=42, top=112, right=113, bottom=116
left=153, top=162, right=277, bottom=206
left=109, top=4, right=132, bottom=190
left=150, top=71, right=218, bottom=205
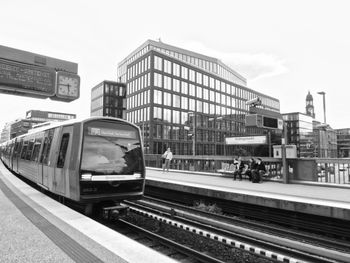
left=306, top=91, right=315, bottom=118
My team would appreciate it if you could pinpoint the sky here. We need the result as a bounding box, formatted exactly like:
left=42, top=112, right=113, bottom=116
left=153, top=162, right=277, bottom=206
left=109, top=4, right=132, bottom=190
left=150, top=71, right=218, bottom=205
left=1, top=0, right=350, bottom=130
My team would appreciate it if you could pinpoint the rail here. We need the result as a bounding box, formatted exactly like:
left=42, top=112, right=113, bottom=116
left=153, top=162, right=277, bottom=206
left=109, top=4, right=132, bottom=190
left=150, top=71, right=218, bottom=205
left=144, top=154, right=350, bottom=186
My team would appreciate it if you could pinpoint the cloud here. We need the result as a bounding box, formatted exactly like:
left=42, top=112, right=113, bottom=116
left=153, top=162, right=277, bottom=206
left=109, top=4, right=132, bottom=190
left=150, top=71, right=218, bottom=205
left=183, top=41, right=288, bottom=81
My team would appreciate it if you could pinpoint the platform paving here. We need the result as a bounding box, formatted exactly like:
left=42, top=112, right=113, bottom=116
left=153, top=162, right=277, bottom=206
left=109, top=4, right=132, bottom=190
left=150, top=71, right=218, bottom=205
left=0, top=163, right=177, bottom=263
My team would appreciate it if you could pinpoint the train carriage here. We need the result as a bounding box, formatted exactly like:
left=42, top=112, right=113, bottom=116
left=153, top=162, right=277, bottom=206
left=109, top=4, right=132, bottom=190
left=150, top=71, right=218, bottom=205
left=1, top=117, right=146, bottom=214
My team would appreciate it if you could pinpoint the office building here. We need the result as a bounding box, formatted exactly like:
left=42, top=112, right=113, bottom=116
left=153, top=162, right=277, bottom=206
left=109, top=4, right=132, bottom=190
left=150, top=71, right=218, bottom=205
left=91, top=81, right=126, bottom=119
left=117, top=40, right=280, bottom=155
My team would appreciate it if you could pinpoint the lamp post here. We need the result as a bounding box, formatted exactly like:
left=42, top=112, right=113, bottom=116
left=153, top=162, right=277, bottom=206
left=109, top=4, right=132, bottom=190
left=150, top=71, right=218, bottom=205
left=317, top=91, right=326, bottom=124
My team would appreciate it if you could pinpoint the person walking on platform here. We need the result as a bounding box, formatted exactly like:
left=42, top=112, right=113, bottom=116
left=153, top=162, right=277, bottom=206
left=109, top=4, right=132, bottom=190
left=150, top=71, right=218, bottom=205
left=162, top=148, right=173, bottom=172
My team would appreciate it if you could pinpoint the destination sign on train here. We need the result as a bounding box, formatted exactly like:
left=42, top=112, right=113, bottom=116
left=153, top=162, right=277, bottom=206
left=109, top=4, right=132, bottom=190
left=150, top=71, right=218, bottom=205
left=88, top=127, right=137, bottom=138
left=0, top=58, right=56, bottom=97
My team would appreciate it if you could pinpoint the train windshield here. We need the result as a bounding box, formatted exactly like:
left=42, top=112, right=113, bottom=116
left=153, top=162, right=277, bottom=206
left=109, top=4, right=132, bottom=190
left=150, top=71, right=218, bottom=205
left=80, top=120, right=144, bottom=176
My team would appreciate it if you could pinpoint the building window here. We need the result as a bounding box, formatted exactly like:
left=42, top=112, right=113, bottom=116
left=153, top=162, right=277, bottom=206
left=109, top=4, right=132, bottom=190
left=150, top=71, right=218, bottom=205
left=154, top=73, right=162, bottom=87
left=154, top=90, right=162, bottom=104
left=173, top=79, right=180, bottom=93
left=154, top=107, right=162, bottom=120
left=173, top=63, right=180, bottom=76
left=164, top=59, right=172, bottom=74
left=173, top=94, right=180, bottom=108
left=181, top=96, right=188, bottom=110
left=196, top=86, right=202, bottom=99
left=181, top=81, right=188, bottom=95
left=181, top=66, right=188, bottom=79
left=173, top=110, right=180, bottom=124
left=164, top=109, right=171, bottom=123
left=189, top=69, right=195, bottom=82
left=155, top=56, right=162, bottom=71
left=164, top=92, right=171, bottom=106
left=196, top=72, right=202, bottom=84
left=164, top=76, right=172, bottom=90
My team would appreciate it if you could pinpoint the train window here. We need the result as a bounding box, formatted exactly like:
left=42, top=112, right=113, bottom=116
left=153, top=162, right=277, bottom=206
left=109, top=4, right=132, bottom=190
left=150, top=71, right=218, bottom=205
left=20, top=141, right=28, bottom=159
left=40, top=129, right=54, bottom=165
left=81, top=121, right=143, bottom=175
left=13, top=141, right=20, bottom=158
left=25, top=140, right=34, bottom=160
left=31, top=138, right=42, bottom=162
left=57, top=133, right=70, bottom=168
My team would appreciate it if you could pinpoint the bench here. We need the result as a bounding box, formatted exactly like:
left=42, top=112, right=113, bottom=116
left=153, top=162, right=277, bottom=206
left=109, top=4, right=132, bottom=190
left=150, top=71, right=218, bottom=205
left=217, top=168, right=271, bottom=181
left=217, top=165, right=251, bottom=180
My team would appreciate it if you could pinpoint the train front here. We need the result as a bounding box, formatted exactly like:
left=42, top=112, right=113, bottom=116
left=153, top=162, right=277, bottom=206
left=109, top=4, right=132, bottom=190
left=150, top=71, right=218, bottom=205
left=79, top=118, right=145, bottom=204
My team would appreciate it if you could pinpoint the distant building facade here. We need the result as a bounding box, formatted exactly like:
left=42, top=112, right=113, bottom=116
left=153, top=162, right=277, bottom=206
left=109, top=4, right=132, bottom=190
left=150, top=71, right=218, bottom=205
left=283, top=112, right=314, bottom=157
left=117, top=39, right=281, bottom=155
left=335, top=128, right=350, bottom=157
left=9, top=110, right=76, bottom=138
left=0, top=122, right=13, bottom=143
left=313, top=121, right=337, bottom=158
left=90, top=81, right=126, bottom=119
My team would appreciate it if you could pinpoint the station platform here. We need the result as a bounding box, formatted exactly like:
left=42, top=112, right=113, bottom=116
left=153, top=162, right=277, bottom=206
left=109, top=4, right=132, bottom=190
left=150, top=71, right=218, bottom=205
left=0, top=163, right=176, bottom=263
left=146, top=168, right=350, bottom=221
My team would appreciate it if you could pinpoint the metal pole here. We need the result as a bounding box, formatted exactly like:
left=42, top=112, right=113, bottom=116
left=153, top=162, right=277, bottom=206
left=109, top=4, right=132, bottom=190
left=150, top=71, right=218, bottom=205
left=282, top=122, right=288, bottom=184
left=322, top=93, right=326, bottom=124
left=268, top=130, right=271, bottom=157
left=318, top=92, right=326, bottom=124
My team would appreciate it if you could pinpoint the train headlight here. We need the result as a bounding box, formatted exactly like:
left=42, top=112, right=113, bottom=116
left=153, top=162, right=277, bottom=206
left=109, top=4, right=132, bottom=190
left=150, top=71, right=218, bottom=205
left=81, top=173, right=92, bottom=181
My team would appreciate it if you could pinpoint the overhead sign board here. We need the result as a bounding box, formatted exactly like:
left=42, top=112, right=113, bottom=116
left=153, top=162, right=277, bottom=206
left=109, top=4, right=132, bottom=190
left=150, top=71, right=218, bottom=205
left=0, top=59, right=55, bottom=97
left=225, top=135, right=267, bottom=145
left=245, top=114, right=283, bottom=130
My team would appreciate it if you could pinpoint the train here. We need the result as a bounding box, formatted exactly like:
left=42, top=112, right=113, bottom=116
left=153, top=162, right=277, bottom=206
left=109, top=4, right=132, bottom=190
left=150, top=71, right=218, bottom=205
left=0, top=116, right=146, bottom=216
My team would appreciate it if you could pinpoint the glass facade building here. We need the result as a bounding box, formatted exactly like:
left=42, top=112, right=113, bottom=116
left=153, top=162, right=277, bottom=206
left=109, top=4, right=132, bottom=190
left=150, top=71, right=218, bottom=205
left=90, top=81, right=126, bottom=119
left=117, top=40, right=280, bottom=156
left=283, top=112, right=314, bottom=157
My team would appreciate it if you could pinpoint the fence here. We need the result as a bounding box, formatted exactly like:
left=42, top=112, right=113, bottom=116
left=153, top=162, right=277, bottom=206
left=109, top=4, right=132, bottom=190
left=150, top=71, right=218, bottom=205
left=144, top=154, right=350, bottom=186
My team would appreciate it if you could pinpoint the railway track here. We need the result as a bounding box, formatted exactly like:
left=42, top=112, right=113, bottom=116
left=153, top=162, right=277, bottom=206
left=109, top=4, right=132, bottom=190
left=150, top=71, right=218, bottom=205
left=140, top=196, right=350, bottom=253
left=120, top=196, right=350, bottom=263
left=100, top=218, right=226, bottom=263
left=145, top=186, right=350, bottom=242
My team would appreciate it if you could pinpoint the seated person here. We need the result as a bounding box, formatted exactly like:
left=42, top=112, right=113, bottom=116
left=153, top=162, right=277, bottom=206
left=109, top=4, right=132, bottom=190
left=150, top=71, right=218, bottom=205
left=233, top=157, right=245, bottom=180
left=244, top=158, right=257, bottom=181
left=253, top=158, right=266, bottom=183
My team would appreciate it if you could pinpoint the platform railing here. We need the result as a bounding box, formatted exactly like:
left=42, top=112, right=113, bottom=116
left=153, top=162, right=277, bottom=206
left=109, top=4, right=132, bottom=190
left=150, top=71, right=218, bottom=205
left=144, top=154, right=350, bottom=186
left=314, top=158, right=350, bottom=184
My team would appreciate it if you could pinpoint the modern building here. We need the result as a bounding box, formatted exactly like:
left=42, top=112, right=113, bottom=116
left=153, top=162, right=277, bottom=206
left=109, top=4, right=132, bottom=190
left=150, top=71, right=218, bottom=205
left=9, top=110, right=76, bottom=138
left=117, top=40, right=281, bottom=156
left=282, top=112, right=314, bottom=157
left=336, top=128, right=350, bottom=157
left=0, top=122, right=13, bottom=143
left=90, top=81, right=126, bottom=119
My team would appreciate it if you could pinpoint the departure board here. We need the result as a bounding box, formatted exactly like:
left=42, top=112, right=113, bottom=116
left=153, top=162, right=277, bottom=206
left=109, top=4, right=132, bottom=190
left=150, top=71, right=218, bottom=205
left=0, top=58, right=55, bottom=97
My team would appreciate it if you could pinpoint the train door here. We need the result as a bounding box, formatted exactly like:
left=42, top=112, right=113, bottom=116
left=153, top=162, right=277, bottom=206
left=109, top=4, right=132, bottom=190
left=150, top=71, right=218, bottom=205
left=9, top=140, right=15, bottom=170
left=54, top=126, right=73, bottom=195
left=32, top=135, right=44, bottom=185
left=39, top=129, right=55, bottom=189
